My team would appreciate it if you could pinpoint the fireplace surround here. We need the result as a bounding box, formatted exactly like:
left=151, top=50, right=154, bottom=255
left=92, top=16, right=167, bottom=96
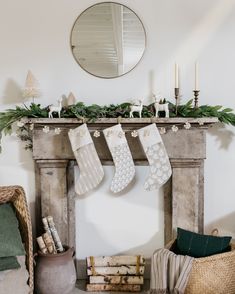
left=31, top=117, right=218, bottom=251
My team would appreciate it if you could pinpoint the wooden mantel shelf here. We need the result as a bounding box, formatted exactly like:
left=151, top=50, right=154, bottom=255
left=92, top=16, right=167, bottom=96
left=28, top=117, right=218, bottom=125
left=31, top=117, right=218, bottom=162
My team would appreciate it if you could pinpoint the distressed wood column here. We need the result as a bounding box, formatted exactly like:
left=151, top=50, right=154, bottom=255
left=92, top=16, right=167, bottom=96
left=67, top=161, right=76, bottom=248
left=171, top=159, right=204, bottom=239
left=36, top=159, right=69, bottom=245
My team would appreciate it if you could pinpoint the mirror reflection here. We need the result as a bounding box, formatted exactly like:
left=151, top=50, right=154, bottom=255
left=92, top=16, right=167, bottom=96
left=71, top=2, right=146, bottom=78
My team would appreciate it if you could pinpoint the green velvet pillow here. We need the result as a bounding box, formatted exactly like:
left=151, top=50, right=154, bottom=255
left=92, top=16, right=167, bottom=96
left=176, top=227, right=232, bottom=258
left=0, top=203, right=25, bottom=271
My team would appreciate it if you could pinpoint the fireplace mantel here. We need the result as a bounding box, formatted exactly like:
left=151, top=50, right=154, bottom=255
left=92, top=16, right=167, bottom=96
left=31, top=117, right=218, bottom=247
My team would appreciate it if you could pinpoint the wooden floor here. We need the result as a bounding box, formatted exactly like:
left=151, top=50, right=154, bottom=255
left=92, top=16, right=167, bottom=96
left=72, top=280, right=150, bottom=294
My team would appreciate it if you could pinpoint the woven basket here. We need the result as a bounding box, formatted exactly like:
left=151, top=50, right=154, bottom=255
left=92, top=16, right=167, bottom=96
left=0, top=186, right=34, bottom=293
left=166, top=238, right=235, bottom=294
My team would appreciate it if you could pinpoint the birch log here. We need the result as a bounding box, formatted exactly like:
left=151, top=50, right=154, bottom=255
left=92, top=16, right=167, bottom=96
left=42, top=217, right=52, bottom=237
left=86, top=284, right=141, bottom=292
left=87, top=256, right=145, bottom=267
left=89, top=276, right=144, bottom=285
left=42, top=232, right=57, bottom=254
left=37, top=236, right=48, bottom=254
left=47, top=216, right=64, bottom=252
left=42, top=217, right=56, bottom=251
left=87, top=266, right=145, bottom=276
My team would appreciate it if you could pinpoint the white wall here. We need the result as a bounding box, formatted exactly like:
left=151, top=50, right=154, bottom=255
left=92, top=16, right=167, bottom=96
left=0, top=0, right=235, bottom=259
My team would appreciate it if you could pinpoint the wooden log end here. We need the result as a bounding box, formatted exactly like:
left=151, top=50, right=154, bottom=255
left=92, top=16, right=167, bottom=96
left=89, top=275, right=144, bottom=285
left=86, top=284, right=141, bottom=292
left=87, top=255, right=145, bottom=267
left=87, top=265, right=145, bottom=276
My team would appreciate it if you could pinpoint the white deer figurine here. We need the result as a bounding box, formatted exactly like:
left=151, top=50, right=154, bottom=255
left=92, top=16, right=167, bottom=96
left=153, top=94, right=169, bottom=118
left=48, top=98, right=62, bottom=118
left=129, top=100, right=143, bottom=118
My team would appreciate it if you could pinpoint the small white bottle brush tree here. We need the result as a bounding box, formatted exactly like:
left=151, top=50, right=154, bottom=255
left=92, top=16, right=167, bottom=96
left=22, top=70, right=41, bottom=103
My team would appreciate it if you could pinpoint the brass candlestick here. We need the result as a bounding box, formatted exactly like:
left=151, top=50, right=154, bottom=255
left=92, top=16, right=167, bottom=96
left=193, top=90, right=200, bottom=108
left=174, top=88, right=179, bottom=115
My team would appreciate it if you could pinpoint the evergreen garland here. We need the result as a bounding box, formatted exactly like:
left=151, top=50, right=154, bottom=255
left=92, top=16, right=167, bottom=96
left=0, top=100, right=234, bottom=152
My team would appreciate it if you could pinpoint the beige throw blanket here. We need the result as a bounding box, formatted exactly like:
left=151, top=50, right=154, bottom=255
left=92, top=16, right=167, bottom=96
left=150, top=248, right=194, bottom=294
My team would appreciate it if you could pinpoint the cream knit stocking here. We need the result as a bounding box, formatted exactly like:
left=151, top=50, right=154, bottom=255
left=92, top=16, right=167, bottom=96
left=103, top=124, right=135, bottom=193
left=138, top=123, right=172, bottom=191
left=68, top=124, right=104, bottom=195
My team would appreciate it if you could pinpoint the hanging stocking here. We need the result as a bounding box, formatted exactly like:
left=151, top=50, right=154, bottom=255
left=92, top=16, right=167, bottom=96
left=137, top=123, right=172, bottom=191
left=103, top=124, right=135, bottom=193
left=68, top=124, right=104, bottom=195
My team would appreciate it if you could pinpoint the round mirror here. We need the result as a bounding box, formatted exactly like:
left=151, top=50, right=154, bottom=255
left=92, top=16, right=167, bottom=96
left=70, top=2, right=146, bottom=78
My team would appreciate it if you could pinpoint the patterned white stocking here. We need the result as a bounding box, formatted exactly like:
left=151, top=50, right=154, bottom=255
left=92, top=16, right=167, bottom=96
left=138, top=124, right=172, bottom=191
left=68, top=124, right=104, bottom=195
left=103, top=124, right=135, bottom=193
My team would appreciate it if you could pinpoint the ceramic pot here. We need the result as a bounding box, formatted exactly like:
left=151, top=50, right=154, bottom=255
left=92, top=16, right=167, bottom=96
left=35, top=246, right=76, bottom=294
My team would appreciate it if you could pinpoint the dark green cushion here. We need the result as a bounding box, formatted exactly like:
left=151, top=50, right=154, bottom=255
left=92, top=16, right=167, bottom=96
left=0, top=256, right=20, bottom=271
left=0, top=203, right=25, bottom=271
left=176, top=227, right=232, bottom=258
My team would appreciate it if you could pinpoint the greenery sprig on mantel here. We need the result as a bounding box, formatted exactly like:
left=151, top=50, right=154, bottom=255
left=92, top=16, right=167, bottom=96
left=0, top=100, right=234, bottom=152
left=169, top=100, right=235, bottom=125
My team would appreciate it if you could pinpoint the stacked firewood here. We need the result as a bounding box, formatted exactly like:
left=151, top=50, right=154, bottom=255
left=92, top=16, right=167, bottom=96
left=36, top=216, right=64, bottom=254
left=86, top=255, right=145, bottom=292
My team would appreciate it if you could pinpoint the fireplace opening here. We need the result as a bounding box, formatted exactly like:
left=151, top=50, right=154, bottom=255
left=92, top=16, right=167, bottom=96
left=74, top=165, right=164, bottom=280
left=75, top=164, right=165, bottom=257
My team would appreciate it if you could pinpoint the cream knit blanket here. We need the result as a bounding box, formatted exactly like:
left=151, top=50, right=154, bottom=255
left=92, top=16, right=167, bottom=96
left=150, top=248, right=194, bottom=294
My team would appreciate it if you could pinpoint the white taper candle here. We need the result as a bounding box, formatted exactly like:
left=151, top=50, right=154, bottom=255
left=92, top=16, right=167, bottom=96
left=195, top=62, right=199, bottom=90
left=175, top=63, right=179, bottom=88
